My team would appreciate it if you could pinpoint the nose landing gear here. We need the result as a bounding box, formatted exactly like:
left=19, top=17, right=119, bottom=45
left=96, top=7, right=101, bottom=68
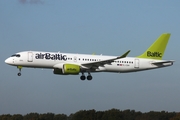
left=17, top=66, right=22, bottom=76
left=17, top=72, right=21, bottom=76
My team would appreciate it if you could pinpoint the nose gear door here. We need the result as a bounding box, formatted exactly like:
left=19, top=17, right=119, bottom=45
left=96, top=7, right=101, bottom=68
left=28, top=52, right=33, bottom=62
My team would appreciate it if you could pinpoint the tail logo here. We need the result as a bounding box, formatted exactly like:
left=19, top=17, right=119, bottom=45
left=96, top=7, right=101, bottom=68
left=147, top=51, right=162, bottom=58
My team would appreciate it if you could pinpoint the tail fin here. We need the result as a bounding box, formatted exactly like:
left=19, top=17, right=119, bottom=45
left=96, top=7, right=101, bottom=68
left=137, top=33, right=171, bottom=60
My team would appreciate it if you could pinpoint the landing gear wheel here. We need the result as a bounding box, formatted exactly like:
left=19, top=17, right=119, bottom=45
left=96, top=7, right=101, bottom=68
left=87, top=75, right=92, bottom=80
left=80, top=76, right=86, bottom=80
left=87, top=72, right=92, bottom=80
left=17, top=73, right=21, bottom=76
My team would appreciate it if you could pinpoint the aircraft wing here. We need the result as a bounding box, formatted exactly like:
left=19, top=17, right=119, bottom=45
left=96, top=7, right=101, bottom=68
left=81, top=50, right=130, bottom=69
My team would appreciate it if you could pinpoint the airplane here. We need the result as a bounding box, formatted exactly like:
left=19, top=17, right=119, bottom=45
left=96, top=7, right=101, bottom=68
left=5, top=33, right=174, bottom=80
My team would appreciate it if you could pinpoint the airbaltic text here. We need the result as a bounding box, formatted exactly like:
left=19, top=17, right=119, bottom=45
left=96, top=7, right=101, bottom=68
left=35, top=53, right=67, bottom=60
left=147, top=51, right=162, bottom=58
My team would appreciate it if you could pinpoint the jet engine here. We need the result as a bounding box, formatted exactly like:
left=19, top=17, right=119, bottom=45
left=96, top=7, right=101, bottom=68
left=53, top=64, right=80, bottom=75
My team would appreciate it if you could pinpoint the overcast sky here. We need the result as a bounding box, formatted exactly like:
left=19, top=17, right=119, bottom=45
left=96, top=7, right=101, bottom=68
left=0, top=0, right=180, bottom=115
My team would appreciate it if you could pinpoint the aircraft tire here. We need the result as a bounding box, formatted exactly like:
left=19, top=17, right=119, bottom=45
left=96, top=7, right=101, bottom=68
left=87, top=75, right=92, bottom=80
left=17, top=73, right=21, bottom=76
left=80, top=76, right=86, bottom=80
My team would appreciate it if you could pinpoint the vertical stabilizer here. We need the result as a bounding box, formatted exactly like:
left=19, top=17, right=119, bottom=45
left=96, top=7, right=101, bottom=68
left=137, top=33, right=171, bottom=60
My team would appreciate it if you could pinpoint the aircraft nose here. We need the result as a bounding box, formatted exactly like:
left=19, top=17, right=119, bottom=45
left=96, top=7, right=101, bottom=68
left=5, top=58, right=12, bottom=65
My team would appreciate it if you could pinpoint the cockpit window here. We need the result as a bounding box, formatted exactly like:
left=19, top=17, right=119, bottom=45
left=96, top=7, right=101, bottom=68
left=16, top=54, right=20, bottom=57
left=11, top=54, right=16, bottom=57
left=11, top=54, right=21, bottom=57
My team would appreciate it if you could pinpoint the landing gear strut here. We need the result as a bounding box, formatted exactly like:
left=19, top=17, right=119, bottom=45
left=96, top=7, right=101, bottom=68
left=17, top=66, right=22, bottom=76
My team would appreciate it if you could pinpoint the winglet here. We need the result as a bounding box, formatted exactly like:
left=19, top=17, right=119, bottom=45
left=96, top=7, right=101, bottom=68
left=117, top=50, right=130, bottom=59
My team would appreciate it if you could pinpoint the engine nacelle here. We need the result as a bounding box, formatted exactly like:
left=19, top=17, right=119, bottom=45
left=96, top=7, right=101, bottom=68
left=53, top=64, right=80, bottom=75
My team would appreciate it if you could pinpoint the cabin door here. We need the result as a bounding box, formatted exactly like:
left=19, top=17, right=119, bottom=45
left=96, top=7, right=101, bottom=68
left=134, top=59, right=139, bottom=68
left=28, top=52, right=33, bottom=62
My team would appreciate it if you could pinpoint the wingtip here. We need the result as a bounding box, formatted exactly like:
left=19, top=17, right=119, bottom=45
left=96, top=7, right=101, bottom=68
left=118, top=50, right=131, bottom=59
left=125, top=50, right=131, bottom=56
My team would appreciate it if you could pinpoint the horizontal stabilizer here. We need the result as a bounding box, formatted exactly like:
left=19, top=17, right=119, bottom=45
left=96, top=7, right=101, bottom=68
left=152, top=60, right=174, bottom=66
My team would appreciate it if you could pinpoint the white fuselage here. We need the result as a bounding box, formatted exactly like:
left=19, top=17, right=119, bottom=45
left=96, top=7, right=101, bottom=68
left=5, top=51, right=172, bottom=73
left=4, top=33, right=174, bottom=80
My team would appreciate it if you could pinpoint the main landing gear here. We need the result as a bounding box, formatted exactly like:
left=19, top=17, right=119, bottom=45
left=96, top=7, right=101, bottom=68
left=17, top=66, right=22, bottom=76
left=80, top=72, right=93, bottom=81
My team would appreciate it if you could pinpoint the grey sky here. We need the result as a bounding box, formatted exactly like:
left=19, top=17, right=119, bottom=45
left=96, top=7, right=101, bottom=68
left=0, top=0, right=180, bottom=115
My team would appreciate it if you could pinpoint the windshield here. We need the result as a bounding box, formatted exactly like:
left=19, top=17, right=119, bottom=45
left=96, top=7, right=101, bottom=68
left=11, top=54, right=21, bottom=57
